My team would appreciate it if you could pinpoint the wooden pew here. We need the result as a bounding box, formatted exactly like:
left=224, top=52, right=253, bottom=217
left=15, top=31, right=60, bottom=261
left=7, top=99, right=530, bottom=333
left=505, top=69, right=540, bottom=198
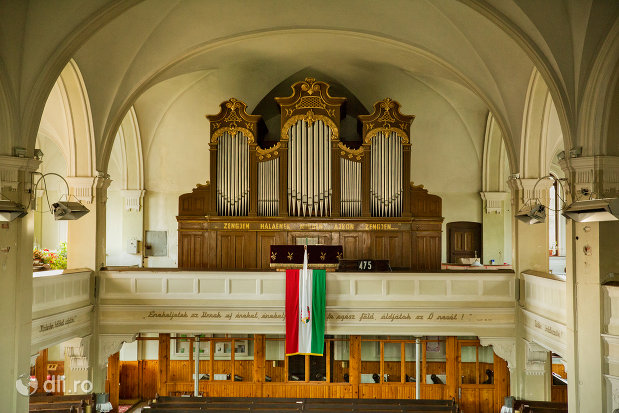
left=146, top=396, right=457, bottom=413
left=514, top=399, right=568, bottom=413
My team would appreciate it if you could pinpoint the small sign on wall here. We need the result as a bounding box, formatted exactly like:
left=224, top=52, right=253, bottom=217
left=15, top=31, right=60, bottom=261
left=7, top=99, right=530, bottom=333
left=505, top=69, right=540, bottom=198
left=145, top=231, right=167, bottom=256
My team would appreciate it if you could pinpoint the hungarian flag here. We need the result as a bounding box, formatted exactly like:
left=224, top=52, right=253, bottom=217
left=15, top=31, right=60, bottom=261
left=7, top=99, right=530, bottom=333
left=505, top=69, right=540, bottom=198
left=285, top=249, right=326, bottom=356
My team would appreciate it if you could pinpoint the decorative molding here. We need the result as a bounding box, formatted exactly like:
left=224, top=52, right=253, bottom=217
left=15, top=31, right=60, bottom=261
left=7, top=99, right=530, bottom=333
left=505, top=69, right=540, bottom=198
left=121, top=189, right=144, bottom=211
left=604, top=374, right=619, bottom=410
left=0, top=155, right=41, bottom=191
left=359, top=98, right=414, bottom=145
left=80, top=334, right=92, bottom=365
left=524, top=340, right=549, bottom=375
left=66, top=176, right=96, bottom=203
left=207, top=98, right=261, bottom=145
left=511, top=178, right=554, bottom=207
left=480, top=191, right=509, bottom=214
left=30, top=353, right=39, bottom=367
left=98, top=333, right=137, bottom=368
left=560, top=156, right=619, bottom=198
left=479, top=336, right=515, bottom=369
left=65, top=175, right=112, bottom=204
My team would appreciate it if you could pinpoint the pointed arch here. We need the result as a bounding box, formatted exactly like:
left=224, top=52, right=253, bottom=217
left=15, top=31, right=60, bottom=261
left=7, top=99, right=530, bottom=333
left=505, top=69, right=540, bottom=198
left=115, top=107, right=144, bottom=191
left=520, top=68, right=564, bottom=179
left=38, top=59, right=95, bottom=178
left=482, top=112, right=508, bottom=192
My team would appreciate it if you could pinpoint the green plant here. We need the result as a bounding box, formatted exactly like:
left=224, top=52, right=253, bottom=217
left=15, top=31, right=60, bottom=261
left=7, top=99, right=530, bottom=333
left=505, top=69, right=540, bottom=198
left=33, top=242, right=67, bottom=270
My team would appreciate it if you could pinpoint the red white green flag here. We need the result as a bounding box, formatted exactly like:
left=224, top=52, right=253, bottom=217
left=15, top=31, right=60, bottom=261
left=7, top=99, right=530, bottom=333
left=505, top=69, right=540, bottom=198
left=285, top=249, right=326, bottom=356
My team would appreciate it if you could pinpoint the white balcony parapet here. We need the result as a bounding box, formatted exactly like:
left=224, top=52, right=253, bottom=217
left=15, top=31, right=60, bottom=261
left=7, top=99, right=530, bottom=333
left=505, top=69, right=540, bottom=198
left=520, top=271, right=567, bottom=357
left=99, top=269, right=516, bottom=338
left=31, top=269, right=94, bottom=355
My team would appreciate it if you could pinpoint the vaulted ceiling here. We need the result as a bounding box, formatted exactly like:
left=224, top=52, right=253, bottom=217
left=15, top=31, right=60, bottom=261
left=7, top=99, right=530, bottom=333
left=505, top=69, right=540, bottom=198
left=1, top=0, right=617, bottom=171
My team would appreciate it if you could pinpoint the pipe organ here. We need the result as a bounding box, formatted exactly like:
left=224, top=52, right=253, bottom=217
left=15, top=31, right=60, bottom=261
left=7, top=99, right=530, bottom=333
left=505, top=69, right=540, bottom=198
left=178, top=79, right=442, bottom=271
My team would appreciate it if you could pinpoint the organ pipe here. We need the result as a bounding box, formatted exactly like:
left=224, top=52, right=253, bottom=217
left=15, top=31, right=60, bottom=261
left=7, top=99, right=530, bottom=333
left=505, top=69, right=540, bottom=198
left=216, top=131, right=250, bottom=216
left=287, top=119, right=332, bottom=217
left=258, top=157, right=279, bottom=217
left=370, top=131, right=403, bottom=217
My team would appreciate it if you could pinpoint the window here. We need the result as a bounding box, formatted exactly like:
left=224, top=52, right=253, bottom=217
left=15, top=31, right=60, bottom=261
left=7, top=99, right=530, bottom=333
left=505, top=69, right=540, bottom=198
left=458, top=341, right=494, bottom=385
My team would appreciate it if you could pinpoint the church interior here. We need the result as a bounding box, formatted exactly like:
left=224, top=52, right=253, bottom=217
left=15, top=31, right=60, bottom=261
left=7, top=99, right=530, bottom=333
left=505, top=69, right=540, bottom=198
left=0, top=1, right=618, bottom=412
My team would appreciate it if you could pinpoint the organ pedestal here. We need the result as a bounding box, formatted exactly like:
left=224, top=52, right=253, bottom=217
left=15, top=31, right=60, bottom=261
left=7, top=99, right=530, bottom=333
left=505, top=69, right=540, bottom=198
left=178, top=78, right=443, bottom=271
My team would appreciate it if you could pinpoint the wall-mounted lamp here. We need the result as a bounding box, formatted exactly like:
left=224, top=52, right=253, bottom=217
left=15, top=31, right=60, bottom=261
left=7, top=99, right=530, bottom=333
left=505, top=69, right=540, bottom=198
left=563, top=198, right=619, bottom=222
left=33, top=173, right=89, bottom=221
left=514, top=175, right=566, bottom=225
left=515, top=203, right=546, bottom=224
left=0, top=199, right=27, bottom=222
left=556, top=151, right=566, bottom=161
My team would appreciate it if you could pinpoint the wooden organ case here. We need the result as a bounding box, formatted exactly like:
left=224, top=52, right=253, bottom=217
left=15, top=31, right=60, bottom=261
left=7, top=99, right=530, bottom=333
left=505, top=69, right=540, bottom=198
left=178, top=79, right=442, bottom=270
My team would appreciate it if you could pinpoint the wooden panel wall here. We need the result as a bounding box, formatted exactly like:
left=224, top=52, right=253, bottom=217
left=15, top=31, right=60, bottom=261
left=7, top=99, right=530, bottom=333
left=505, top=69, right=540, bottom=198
left=107, top=352, right=120, bottom=410
left=178, top=187, right=443, bottom=270
left=158, top=334, right=170, bottom=396
left=121, top=335, right=510, bottom=408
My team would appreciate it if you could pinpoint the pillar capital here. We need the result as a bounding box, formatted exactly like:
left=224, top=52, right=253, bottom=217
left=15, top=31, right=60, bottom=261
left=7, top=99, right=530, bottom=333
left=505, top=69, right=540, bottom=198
left=560, top=155, right=619, bottom=199
left=508, top=177, right=554, bottom=208
left=121, top=189, right=145, bottom=211
left=0, top=155, right=41, bottom=193
left=524, top=341, right=550, bottom=376
left=480, top=191, right=509, bottom=214
left=66, top=174, right=112, bottom=204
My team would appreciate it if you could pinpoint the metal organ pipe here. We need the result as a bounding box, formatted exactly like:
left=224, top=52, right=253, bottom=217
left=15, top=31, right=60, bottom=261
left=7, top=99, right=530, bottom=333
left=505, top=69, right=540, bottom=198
left=287, top=119, right=332, bottom=216
left=370, top=132, right=403, bottom=217
left=258, top=156, right=279, bottom=217
left=216, top=131, right=249, bottom=216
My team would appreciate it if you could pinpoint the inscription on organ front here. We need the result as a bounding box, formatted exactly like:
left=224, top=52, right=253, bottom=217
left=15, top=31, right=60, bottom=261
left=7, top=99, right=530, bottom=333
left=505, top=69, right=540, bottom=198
left=223, top=222, right=250, bottom=230
left=214, top=221, right=407, bottom=231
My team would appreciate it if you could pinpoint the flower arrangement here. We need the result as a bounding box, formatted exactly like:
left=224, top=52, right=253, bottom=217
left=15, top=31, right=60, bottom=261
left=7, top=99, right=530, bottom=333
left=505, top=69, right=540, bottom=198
left=33, top=242, right=67, bottom=270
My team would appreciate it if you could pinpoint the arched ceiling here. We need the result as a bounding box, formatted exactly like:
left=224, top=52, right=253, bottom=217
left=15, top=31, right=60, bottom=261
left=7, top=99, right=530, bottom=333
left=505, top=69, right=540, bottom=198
left=0, top=0, right=617, bottom=171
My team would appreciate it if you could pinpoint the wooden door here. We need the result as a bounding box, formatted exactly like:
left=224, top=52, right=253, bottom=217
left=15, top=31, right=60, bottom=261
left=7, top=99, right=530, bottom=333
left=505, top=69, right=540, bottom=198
left=457, top=340, right=495, bottom=413
left=447, top=222, right=482, bottom=264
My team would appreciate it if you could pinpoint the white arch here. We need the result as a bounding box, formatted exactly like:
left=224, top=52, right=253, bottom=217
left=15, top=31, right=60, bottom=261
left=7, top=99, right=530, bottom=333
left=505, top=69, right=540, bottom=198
left=578, top=18, right=619, bottom=156
left=116, top=107, right=144, bottom=191
left=520, top=68, right=564, bottom=179
left=38, top=59, right=95, bottom=178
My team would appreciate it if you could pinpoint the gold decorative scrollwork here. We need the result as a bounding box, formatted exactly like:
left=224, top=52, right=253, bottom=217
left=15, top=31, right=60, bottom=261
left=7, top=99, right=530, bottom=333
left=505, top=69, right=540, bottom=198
left=338, top=142, right=363, bottom=161
left=256, top=142, right=281, bottom=161
left=296, top=95, right=326, bottom=110
left=210, top=127, right=255, bottom=145
left=281, top=114, right=339, bottom=142
left=207, top=98, right=261, bottom=145
left=359, top=98, right=414, bottom=145
left=364, top=128, right=409, bottom=145
left=300, top=78, right=321, bottom=95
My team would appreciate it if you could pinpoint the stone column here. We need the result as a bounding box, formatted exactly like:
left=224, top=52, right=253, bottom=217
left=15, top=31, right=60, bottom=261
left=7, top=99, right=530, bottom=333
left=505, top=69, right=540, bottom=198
left=509, top=178, right=553, bottom=274
left=120, top=189, right=144, bottom=267
left=0, top=156, right=41, bottom=413
left=560, top=156, right=618, bottom=413
left=65, top=174, right=111, bottom=270
left=64, top=174, right=112, bottom=393
left=508, top=177, right=553, bottom=399
left=520, top=340, right=552, bottom=400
